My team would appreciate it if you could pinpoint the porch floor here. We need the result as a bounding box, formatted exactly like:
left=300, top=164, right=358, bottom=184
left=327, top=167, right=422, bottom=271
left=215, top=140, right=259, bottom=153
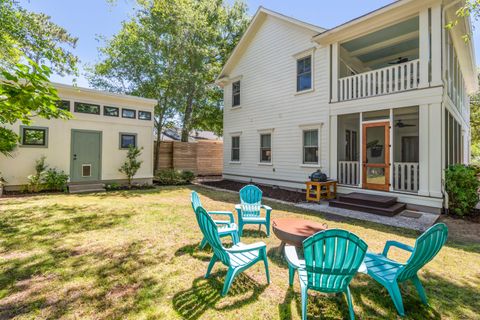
left=295, top=201, right=439, bottom=231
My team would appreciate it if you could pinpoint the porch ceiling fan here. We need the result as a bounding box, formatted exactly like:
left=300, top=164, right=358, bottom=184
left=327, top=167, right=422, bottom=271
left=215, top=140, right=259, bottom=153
left=395, top=120, right=416, bottom=128
left=388, top=57, right=410, bottom=64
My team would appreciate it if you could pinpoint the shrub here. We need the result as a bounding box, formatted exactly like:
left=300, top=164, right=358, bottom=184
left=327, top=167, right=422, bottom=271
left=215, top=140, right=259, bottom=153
left=43, top=168, right=69, bottom=192
left=445, top=164, right=480, bottom=217
left=27, top=156, right=47, bottom=192
left=106, top=183, right=122, bottom=191
left=155, top=169, right=195, bottom=185
left=119, top=146, right=143, bottom=188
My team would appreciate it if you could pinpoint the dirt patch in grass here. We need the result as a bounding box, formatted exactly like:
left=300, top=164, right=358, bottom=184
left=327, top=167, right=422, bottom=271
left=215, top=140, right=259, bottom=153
left=200, top=179, right=306, bottom=203
left=440, top=215, right=480, bottom=243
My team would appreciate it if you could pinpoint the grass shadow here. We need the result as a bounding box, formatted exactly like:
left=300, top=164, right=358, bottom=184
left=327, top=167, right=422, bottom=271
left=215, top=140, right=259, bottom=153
left=172, top=272, right=267, bottom=320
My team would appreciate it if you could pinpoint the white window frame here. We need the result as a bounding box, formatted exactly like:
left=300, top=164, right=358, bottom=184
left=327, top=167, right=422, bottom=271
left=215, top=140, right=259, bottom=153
left=258, top=128, right=274, bottom=165
left=303, top=129, right=319, bottom=165
left=294, top=48, right=315, bottom=95
left=299, top=123, right=322, bottom=167
left=231, top=135, right=241, bottom=163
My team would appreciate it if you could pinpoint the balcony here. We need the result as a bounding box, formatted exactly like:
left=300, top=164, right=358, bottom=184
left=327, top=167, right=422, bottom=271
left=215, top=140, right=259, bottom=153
left=332, top=16, right=426, bottom=103
left=337, top=59, right=420, bottom=101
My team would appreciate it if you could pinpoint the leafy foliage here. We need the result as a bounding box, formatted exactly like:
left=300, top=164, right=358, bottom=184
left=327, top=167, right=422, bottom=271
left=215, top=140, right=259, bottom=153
left=0, top=0, right=77, bottom=155
left=43, top=168, right=69, bottom=192
left=26, top=156, right=48, bottom=193
left=90, top=0, right=249, bottom=144
left=446, top=0, right=480, bottom=41
left=470, top=88, right=480, bottom=164
left=154, top=169, right=195, bottom=185
left=119, top=146, right=143, bottom=188
left=445, top=164, right=480, bottom=217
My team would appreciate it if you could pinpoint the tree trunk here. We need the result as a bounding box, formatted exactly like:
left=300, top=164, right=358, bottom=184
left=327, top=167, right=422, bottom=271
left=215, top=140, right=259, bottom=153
left=181, top=90, right=195, bottom=142
left=153, top=105, right=165, bottom=173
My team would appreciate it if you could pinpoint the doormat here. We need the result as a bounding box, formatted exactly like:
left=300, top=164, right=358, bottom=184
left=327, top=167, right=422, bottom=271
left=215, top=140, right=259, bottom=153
left=399, top=210, right=422, bottom=219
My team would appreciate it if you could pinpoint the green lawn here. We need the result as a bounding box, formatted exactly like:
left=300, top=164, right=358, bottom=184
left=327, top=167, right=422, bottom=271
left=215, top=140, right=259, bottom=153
left=0, top=186, right=479, bottom=319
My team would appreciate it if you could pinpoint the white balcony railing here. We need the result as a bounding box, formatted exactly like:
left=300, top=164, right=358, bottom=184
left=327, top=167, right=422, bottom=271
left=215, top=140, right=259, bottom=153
left=393, top=162, right=419, bottom=193
left=338, top=59, right=420, bottom=102
left=338, top=161, right=360, bottom=186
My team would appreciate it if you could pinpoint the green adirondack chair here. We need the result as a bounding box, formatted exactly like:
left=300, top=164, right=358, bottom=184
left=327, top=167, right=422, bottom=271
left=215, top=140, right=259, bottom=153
left=195, top=206, right=270, bottom=296
left=235, top=185, right=272, bottom=237
left=191, top=191, right=239, bottom=248
left=286, top=229, right=368, bottom=320
left=364, top=223, right=448, bottom=316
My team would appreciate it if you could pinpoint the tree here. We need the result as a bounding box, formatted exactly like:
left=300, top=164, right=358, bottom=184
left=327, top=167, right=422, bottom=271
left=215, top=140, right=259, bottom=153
left=90, top=0, right=249, bottom=158
left=119, top=146, right=143, bottom=188
left=471, top=90, right=480, bottom=164
left=0, top=0, right=78, bottom=155
left=446, top=0, right=480, bottom=41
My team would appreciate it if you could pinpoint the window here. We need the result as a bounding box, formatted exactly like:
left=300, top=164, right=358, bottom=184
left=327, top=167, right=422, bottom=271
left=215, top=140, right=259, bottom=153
left=74, top=102, right=100, bottom=114
left=119, top=133, right=137, bottom=149
left=303, top=130, right=318, bottom=164
left=138, top=111, right=152, bottom=120
left=104, top=106, right=119, bottom=117
left=232, top=81, right=240, bottom=107
left=57, top=100, right=70, bottom=111
left=297, top=56, right=312, bottom=92
left=231, top=136, right=240, bottom=161
left=21, top=126, right=48, bottom=147
left=122, top=108, right=136, bottom=119
left=260, top=133, right=272, bottom=163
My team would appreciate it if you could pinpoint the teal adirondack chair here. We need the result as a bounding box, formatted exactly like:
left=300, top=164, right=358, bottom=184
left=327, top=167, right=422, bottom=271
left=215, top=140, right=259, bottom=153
left=286, top=229, right=368, bottom=320
left=191, top=191, right=239, bottom=248
left=235, top=185, right=272, bottom=237
left=364, top=223, right=448, bottom=316
left=195, top=206, right=270, bottom=296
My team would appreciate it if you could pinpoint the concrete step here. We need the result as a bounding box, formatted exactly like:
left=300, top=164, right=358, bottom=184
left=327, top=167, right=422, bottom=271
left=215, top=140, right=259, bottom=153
left=69, top=183, right=106, bottom=194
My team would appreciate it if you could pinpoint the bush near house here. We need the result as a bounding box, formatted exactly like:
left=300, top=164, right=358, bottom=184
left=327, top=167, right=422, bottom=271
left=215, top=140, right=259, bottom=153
left=25, top=156, right=69, bottom=193
left=154, top=169, right=195, bottom=185
left=445, top=164, right=480, bottom=217
left=119, top=146, right=143, bottom=188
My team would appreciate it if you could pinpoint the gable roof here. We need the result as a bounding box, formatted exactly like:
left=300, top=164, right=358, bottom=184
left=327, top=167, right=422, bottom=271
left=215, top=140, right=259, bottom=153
left=216, top=7, right=326, bottom=84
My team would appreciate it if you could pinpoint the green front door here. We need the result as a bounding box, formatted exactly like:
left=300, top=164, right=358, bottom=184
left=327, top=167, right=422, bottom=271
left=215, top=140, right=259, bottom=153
left=71, top=130, right=102, bottom=182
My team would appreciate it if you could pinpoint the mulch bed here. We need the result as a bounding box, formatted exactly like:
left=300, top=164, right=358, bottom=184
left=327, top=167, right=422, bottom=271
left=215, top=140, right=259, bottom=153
left=200, top=179, right=306, bottom=203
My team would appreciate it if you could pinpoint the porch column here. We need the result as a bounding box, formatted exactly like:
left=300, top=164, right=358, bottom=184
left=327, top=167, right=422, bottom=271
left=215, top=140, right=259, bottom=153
left=431, top=4, right=443, bottom=86
left=428, top=103, right=443, bottom=197
left=330, top=115, right=338, bottom=180
left=419, top=8, right=430, bottom=88
left=418, top=104, right=429, bottom=196
left=331, top=43, right=339, bottom=102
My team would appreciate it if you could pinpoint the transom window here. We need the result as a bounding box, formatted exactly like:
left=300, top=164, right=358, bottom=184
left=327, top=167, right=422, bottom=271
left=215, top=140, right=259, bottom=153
left=104, top=106, right=119, bottom=117
left=57, top=100, right=70, bottom=111
left=122, top=108, right=136, bottom=119
left=119, top=133, right=137, bottom=149
left=297, top=56, right=312, bottom=92
left=138, top=111, right=152, bottom=120
left=303, top=129, right=318, bottom=164
left=21, top=126, right=48, bottom=147
left=260, top=133, right=272, bottom=163
left=232, top=81, right=241, bottom=107
left=74, top=102, right=100, bottom=114
left=231, top=136, right=240, bottom=162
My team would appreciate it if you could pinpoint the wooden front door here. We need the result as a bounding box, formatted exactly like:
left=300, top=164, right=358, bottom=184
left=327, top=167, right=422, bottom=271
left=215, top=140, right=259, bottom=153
left=362, top=122, right=390, bottom=191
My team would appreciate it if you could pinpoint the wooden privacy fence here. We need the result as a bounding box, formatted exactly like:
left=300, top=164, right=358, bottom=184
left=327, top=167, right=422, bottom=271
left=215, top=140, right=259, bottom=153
left=155, top=140, right=223, bottom=176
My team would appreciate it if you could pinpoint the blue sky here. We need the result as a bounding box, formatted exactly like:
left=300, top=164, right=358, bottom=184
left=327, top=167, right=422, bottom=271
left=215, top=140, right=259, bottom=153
left=21, top=0, right=480, bottom=88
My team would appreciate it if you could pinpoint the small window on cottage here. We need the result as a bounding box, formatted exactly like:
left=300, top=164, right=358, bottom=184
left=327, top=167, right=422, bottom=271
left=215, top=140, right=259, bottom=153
left=231, top=136, right=240, bottom=162
left=232, top=81, right=240, bottom=107
left=297, top=56, right=312, bottom=92
left=120, top=133, right=137, bottom=149
left=303, top=129, right=318, bottom=164
left=260, top=133, right=272, bottom=163
left=57, top=100, right=70, bottom=111
left=74, top=102, right=100, bottom=114
left=138, top=111, right=152, bottom=120
left=122, top=108, right=136, bottom=119
left=21, top=127, right=48, bottom=147
left=104, top=106, right=119, bottom=117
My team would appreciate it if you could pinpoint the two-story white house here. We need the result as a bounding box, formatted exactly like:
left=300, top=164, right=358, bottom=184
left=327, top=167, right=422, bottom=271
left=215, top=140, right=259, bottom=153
left=217, top=0, right=477, bottom=213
